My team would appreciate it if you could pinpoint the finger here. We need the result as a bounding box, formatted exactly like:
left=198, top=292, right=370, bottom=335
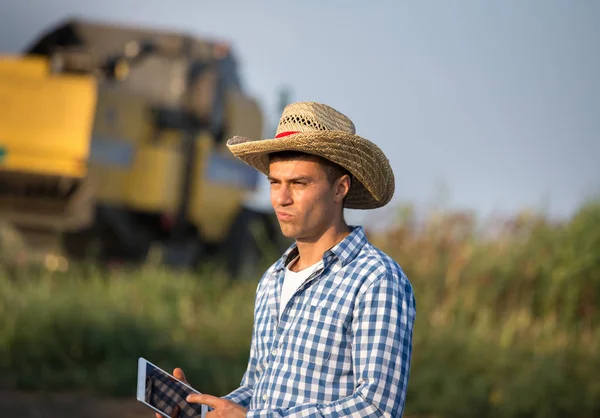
left=170, top=405, right=180, bottom=418
left=155, top=413, right=162, bottom=418
left=186, top=394, right=226, bottom=409
left=172, top=368, right=187, bottom=383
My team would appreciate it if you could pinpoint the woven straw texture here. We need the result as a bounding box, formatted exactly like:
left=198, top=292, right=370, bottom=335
left=227, top=102, right=395, bottom=210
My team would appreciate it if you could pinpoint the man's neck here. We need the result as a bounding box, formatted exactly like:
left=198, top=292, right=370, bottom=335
left=291, top=221, right=351, bottom=272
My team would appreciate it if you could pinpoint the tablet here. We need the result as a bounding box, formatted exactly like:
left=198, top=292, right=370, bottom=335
left=136, top=357, right=208, bottom=418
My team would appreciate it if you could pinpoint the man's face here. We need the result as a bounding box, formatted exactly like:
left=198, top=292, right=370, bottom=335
left=268, top=158, right=342, bottom=240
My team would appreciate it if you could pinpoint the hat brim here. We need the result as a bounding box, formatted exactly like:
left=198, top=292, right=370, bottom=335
left=226, top=130, right=395, bottom=210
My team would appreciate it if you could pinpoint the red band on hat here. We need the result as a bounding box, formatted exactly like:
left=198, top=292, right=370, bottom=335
left=275, top=131, right=300, bottom=138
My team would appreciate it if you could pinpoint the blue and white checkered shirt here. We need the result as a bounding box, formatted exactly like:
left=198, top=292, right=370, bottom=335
left=223, top=226, right=416, bottom=417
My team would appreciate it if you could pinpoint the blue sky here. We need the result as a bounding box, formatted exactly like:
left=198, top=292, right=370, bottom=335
left=1, top=1, right=598, bottom=227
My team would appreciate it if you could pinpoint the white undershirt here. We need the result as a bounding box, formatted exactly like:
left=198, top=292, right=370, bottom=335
left=279, top=256, right=323, bottom=320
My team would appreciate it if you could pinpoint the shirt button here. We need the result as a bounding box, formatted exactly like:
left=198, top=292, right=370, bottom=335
left=262, top=394, right=268, bottom=401
left=271, top=349, right=278, bottom=356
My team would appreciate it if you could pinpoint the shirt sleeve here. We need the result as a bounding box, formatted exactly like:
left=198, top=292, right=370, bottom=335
left=244, top=270, right=417, bottom=418
left=221, top=363, right=254, bottom=408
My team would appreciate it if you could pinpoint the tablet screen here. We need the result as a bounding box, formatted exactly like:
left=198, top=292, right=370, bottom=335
left=143, top=362, right=205, bottom=418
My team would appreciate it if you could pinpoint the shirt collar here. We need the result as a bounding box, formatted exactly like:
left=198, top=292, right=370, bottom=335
left=274, top=225, right=368, bottom=272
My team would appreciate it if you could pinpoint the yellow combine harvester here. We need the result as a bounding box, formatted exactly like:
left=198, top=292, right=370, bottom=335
left=0, top=18, right=285, bottom=277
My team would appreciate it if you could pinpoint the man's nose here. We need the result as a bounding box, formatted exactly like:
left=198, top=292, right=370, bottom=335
left=275, top=185, right=293, bottom=206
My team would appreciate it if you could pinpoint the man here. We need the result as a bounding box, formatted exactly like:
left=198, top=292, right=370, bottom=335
left=162, top=102, right=416, bottom=417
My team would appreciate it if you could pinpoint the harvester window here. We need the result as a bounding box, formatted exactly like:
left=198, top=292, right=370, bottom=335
left=118, top=56, right=188, bottom=110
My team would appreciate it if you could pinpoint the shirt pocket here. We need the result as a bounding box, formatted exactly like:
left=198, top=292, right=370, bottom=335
left=289, top=302, right=345, bottom=369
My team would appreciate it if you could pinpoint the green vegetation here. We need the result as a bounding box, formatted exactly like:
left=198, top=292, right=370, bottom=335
left=0, top=200, right=599, bottom=417
left=373, top=200, right=600, bottom=417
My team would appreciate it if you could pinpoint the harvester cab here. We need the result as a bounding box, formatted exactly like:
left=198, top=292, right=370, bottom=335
left=0, top=18, right=285, bottom=277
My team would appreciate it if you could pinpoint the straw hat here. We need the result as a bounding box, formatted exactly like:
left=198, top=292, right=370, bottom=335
left=226, top=101, right=395, bottom=209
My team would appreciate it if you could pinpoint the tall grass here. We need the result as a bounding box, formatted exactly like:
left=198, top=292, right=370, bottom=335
left=372, top=200, right=600, bottom=417
left=0, top=199, right=599, bottom=417
left=0, top=265, right=257, bottom=396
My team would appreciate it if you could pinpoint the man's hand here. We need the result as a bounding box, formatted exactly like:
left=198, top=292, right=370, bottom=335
left=154, top=368, right=187, bottom=418
left=186, top=393, right=248, bottom=418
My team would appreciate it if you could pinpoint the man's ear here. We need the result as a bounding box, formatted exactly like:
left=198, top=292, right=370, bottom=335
left=333, top=174, right=351, bottom=204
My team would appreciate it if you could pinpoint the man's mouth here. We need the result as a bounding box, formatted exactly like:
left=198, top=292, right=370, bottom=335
left=276, top=212, right=294, bottom=221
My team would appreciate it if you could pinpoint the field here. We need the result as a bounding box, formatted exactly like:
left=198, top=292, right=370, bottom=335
left=1, top=200, right=599, bottom=417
